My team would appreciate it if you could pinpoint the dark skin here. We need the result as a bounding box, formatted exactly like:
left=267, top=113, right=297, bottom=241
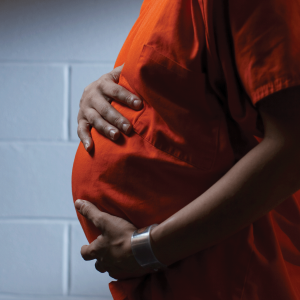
left=75, top=64, right=300, bottom=279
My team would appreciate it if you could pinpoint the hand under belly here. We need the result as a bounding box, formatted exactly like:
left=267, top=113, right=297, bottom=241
left=71, top=128, right=221, bottom=243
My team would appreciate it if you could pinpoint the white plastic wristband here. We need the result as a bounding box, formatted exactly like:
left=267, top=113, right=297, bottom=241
left=131, top=224, right=167, bottom=272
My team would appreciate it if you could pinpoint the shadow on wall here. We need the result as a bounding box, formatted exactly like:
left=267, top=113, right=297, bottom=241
left=0, top=0, right=143, bottom=299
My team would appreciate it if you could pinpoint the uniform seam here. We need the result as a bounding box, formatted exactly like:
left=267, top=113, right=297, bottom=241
left=133, top=100, right=147, bottom=125
left=132, top=126, right=198, bottom=169
left=133, top=109, right=220, bottom=171
left=252, top=77, right=300, bottom=105
left=131, top=17, right=218, bottom=171
left=141, top=45, right=194, bottom=73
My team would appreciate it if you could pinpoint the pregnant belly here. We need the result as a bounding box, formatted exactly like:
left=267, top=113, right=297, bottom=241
left=71, top=128, right=223, bottom=243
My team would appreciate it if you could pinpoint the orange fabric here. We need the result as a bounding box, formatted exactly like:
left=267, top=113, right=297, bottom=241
left=72, top=0, right=300, bottom=299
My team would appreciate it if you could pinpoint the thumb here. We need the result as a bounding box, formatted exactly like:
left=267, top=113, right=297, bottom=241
left=110, top=63, right=124, bottom=83
left=75, top=200, right=105, bottom=230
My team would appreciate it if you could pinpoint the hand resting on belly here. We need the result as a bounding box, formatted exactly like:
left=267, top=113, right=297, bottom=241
left=77, top=64, right=143, bottom=151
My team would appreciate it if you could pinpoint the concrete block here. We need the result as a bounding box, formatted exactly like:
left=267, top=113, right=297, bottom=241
left=0, top=221, right=65, bottom=295
left=0, top=64, right=65, bottom=140
left=0, top=142, right=78, bottom=218
left=70, top=64, right=114, bottom=140
left=0, top=0, right=143, bottom=62
left=69, top=223, right=113, bottom=298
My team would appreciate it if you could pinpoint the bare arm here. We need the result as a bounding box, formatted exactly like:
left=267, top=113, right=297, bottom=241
left=150, top=86, right=300, bottom=266
left=75, top=86, right=300, bottom=279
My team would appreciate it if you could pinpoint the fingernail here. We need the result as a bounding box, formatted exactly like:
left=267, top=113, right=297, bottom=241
left=133, top=100, right=142, bottom=109
left=75, top=199, right=83, bottom=211
left=110, top=129, right=117, bottom=139
left=84, top=142, right=89, bottom=150
left=122, top=123, right=130, bottom=134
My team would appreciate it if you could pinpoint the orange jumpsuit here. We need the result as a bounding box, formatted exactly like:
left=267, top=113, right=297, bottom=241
left=72, top=0, right=300, bottom=299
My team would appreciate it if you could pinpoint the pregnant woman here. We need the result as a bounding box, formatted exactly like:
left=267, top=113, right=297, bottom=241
left=72, top=0, right=300, bottom=299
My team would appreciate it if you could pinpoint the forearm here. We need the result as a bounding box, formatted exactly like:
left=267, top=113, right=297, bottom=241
left=151, top=135, right=300, bottom=266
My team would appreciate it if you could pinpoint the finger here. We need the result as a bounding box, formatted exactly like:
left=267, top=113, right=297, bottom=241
left=109, top=64, right=124, bottom=84
left=85, top=108, right=121, bottom=140
left=100, top=76, right=143, bottom=110
left=75, top=200, right=105, bottom=230
left=77, top=119, right=94, bottom=152
left=95, top=260, right=107, bottom=273
left=81, top=235, right=105, bottom=261
left=90, top=99, right=133, bottom=135
left=80, top=244, right=97, bottom=261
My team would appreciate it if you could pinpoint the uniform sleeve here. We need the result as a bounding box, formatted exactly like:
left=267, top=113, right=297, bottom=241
left=229, top=0, right=300, bottom=106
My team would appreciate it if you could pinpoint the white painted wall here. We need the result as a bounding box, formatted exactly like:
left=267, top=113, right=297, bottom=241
left=0, top=1, right=143, bottom=299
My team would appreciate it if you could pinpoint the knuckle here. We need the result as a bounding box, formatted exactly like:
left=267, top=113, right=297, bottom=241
left=77, top=124, right=89, bottom=139
left=82, top=87, right=88, bottom=95
left=111, top=86, right=121, bottom=98
left=95, top=123, right=107, bottom=135
left=79, top=94, right=90, bottom=109
left=77, top=126, right=83, bottom=137
left=77, top=117, right=85, bottom=126
left=94, top=218, right=103, bottom=229
left=104, top=95, right=112, bottom=103
left=80, top=202, right=91, bottom=217
left=83, top=81, right=93, bottom=93
left=96, top=235, right=103, bottom=243
left=89, top=248, right=97, bottom=258
left=85, top=112, right=96, bottom=125
left=124, top=93, right=134, bottom=105
left=83, top=84, right=90, bottom=93
left=112, top=115, right=125, bottom=127
left=79, top=97, right=83, bottom=108
left=99, top=104, right=110, bottom=118
left=96, top=78, right=105, bottom=90
left=77, top=112, right=83, bottom=123
left=79, top=95, right=88, bottom=108
left=95, top=122, right=112, bottom=137
left=80, top=202, right=88, bottom=215
left=110, top=71, right=120, bottom=83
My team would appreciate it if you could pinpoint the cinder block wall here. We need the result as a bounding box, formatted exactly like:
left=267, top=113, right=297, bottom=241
left=0, top=1, right=142, bottom=299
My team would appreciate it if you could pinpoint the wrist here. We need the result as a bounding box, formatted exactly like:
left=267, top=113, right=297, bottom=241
left=150, top=220, right=188, bottom=267
left=131, top=224, right=168, bottom=271
left=150, top=223, right=174, bottom=266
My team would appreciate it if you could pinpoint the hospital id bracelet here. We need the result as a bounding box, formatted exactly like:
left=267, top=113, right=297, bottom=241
left=131, top=224, right=167, bottom=272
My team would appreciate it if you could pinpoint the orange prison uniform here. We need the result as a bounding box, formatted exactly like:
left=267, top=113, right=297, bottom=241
left=72, top=0, right=300, bottom=299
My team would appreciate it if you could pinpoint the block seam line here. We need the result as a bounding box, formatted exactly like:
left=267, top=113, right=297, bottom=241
left=62, top=65, right=71, bottom=141
left=62, top=223, right=71, bottom=295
